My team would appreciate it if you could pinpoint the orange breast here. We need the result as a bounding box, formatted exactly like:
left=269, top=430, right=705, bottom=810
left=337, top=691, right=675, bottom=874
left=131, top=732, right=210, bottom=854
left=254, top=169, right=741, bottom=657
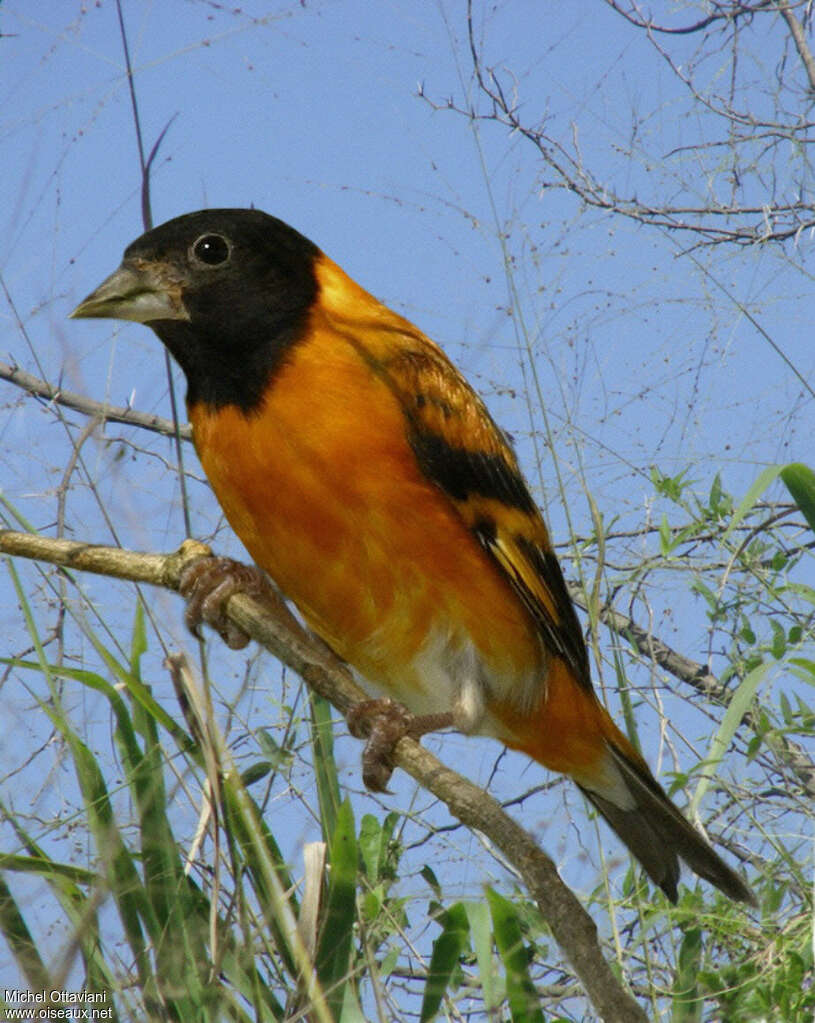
left=188, top=312, right=544, bottom=708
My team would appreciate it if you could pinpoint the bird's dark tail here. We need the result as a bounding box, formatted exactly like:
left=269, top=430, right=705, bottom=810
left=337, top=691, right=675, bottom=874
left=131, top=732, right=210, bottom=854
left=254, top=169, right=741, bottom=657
left=580, top=739, right=756, bottom=905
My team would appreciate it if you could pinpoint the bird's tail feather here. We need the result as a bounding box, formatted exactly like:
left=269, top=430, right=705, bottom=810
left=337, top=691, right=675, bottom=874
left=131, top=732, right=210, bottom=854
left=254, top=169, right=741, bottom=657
left=581, top=739, right=756, bottom=905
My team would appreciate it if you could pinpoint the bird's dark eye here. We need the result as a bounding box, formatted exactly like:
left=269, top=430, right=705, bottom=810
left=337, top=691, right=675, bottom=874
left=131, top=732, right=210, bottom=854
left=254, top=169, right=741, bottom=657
left=191, top=234, right=231, bottom=266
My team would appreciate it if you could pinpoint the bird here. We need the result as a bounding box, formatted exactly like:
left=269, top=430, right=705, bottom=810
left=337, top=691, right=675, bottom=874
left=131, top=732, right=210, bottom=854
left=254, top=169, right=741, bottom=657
left=71, top=208, right=755, bottom=905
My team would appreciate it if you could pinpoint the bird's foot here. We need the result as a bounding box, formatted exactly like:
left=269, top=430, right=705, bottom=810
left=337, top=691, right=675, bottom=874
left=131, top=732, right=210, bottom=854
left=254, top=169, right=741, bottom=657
left=346, top=698, right=453, bottom=792
left=179, top=554, right=277, bottom=650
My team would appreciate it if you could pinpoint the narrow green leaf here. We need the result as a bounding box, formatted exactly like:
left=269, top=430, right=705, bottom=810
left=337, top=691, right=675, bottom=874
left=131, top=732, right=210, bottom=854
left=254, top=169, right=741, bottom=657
left=465, top=900, right=498, bottom=1014
left=338, top=983, right=367, bottom=1023
left=135, top=744, right=208, bottom=1013
left=0, top=815, right=121, bottom=1006
left=789, top=657, right=815, bottom=683
left=256, top=728, right=294, bottom=770
left=36, top=700, right=154, bottom=989
left=221, top=779, right=298, bottom=977
left=486, top=888, right=544, bottom=1023
left=130, top=600, right=148, bottom=677
left=421, top=865, right=442, bottom=900
left=359, top=814, right=383, bottom=884
left=779, top=690, right=792, bottom=725
left=310, top=691, right=342, bottom=843
left=690, top=660, right=772, bottom=816
left=708, top=473, right=723, bottom=514
left=0, top=853, right=94, bottom=884
left=242, top=759, right=273, bottom=786
left=658, top=512, right=673, bottom=556
left=671, top=927, right=703, bottom=1023
left=721, top=464, right=782, bottom=542
left=780, top=462, right=815, bottom=535
left=420, top=902, right=470, bottom=1023
left=613, top=645, right=642, bottom=756
left=315, top=798, right=358, bottom=1020
left=1, top=656, right=192, bottom=755
left=769, top=618, right=786, bottom=659
left=0, top=872, right=52, bottom=991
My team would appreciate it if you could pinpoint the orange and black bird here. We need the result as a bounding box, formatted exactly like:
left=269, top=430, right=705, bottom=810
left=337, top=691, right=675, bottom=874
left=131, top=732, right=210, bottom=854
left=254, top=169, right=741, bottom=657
left=72, top=209, right=754, bottom=905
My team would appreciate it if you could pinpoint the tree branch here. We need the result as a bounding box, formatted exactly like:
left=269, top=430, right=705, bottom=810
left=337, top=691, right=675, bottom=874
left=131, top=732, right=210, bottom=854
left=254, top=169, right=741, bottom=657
left=778, top=0, right=815, bottom=92
left=604, top=0, right=773, bottom=36
left=0, top=529, right=648, bottom=1023
left=0, top=360, right=191, bottom=440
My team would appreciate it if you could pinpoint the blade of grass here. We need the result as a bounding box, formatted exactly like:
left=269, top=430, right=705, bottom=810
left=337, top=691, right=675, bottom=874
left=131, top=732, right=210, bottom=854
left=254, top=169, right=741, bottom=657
left=420, top=901, right=470, bottom=1023
left=0, top=871, right=52, bottom=992
left=309, top=691, right=342, bottom=843
left=689, top=660, right=772, bottom=817
left=315, top=798, right=358, bottom=1020
left=671, top=927, right=703, bottom=1023
left=720, top=465, right=782, bottom=543
left=465, top=900, right=499, bottom=1014
left=486, top=887, right=545, bottom=1023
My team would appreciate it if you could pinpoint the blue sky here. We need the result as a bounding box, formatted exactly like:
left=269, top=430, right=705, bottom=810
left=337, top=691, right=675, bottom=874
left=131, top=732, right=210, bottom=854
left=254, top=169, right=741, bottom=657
left=1, top=0, right=812, bottom=1005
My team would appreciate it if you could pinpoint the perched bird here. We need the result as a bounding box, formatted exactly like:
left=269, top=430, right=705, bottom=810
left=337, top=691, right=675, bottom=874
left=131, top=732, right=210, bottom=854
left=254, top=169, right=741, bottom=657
left=72, top=209, right=754, bottom=905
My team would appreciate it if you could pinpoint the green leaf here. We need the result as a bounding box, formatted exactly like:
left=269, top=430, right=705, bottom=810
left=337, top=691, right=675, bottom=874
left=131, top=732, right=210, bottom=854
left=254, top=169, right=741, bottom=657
left=672, top=927, right=703, bottom=1022
left=651, top=466, right=692, bottom=502
left=780, top=462, right=815, bottom=535
left=421, top=865, right=442, bottom=900
left=658, top=512, right=673, bottom=556
left=789, top=657, right=815, bottom=685
left=221, top=780, right=298, bottom=977
left=690, top=660, right=772, bottom=816
left=359, top=814, right=384, bottom=884
left=129, top=600, right=148, bottom=677
left=0, top=872, right=52, bottom=992
left=310, top=691, right=342, bottom=843
left=465, top=900, right=498, bottom=1014
left=486, top=888, right=544, bottom=1023
left=769, top=618, right=786, bottom=659
left=721, top=464, right=783, bottom=542
left=420, top=902, right=470, bottom=1022
left=315, top=798, right=358, bottom=1019
left=356, top=809, right=400, bottom=887
left=242, top=759, right=273, bottom=786
left=256, top=728, right=294, bottom=770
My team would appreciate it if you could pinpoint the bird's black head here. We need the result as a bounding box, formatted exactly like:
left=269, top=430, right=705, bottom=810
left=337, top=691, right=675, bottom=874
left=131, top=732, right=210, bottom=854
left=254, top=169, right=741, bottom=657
left=71, top=208, right=320, bottom=411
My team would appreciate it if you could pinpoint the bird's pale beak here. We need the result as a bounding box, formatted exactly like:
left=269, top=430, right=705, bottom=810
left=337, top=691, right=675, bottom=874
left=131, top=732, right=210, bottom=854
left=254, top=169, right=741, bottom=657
left=70, top=262, right=189, bottom=323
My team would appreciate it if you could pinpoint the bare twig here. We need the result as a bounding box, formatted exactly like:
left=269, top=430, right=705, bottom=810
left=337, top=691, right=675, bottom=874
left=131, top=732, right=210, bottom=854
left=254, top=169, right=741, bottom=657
left=778, top=0, right=815, bottom=92
left=0, top=360, right=191, bottom=440
left=452, top=0, right=815, bottom=248
left=0, top=529, right=647, bottom=1023
left=603, top=0, right=773, bottom=36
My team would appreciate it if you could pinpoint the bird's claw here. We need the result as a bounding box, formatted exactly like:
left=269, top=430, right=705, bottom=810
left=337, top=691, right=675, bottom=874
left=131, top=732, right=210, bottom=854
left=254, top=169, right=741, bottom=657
left=179, top=555, right=274, bottom=650
left=347, top=698, right=454, bottom=792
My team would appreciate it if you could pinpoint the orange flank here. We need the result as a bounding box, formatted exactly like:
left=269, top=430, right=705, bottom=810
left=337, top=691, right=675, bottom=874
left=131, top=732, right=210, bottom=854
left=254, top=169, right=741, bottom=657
left=495, top=656, right=645, bottom=787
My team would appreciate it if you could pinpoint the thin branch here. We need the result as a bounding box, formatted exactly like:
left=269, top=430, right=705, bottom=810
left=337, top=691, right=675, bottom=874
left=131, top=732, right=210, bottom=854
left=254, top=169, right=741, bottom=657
left=0, top=529, right=647, bottom=1023
left=604, top=0, right=773, bottom=36
left=0, top=360, right=191, bottom=440
left=778, top=0, right=815, bottom=92
left=455, top=0, right=815, bottom=248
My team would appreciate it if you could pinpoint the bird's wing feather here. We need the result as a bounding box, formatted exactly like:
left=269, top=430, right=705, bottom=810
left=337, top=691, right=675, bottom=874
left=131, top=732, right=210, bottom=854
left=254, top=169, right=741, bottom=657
left=371, top=330, right=593, bottom=691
